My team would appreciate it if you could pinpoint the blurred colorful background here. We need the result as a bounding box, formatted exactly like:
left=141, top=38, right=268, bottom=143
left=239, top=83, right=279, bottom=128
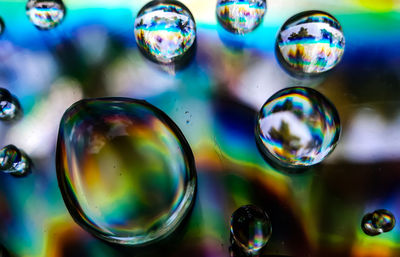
left=0, top=0, right=400, bottom=256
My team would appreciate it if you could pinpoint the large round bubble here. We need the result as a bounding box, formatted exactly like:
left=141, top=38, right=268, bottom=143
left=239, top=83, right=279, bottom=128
left=256, top=87, right=340, bottom=168
left=134, top=0, right=196, bottom=64
left=26, top=0, right=66, bottom=30
left=56, top=98, right=197, bottom=245
left=276, top=11, right=345, bottom=75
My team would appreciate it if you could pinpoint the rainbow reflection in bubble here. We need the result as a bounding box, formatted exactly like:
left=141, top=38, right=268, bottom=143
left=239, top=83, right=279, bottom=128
left=134, top=1, right=196, bottom=64
left=216, top=0, right=267, bottom=34
left=256, top=87, right=340, bottom=168
left=26, top=0, right=66, bottom=30
left=277, top=11, right=345, bottom=75
left=56, top=98, right=197, bottom=245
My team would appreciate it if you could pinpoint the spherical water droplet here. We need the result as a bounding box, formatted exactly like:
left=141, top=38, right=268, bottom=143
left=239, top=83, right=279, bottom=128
left=0, top=145, right=21, bottom=171
left=230, top=205, right=272, bottom=255
left=0, top=145, right=31, bottom=177
left=56, top=98, right=197, bottom=245
left=26, top=0, right=66, bottom=30
left=0, top=88, right=22, bottom=121
left=362, top=209, right=396, bottom=236
left=134, top=1, right=196, bottom=64
left=276, top=11, right=345, bottom=75
left=216, top=0, right=267, bottom=34
left=256, top=87, right=340, bottom=168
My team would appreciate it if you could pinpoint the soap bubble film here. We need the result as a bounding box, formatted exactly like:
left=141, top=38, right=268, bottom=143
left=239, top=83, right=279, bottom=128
left=276, top=11, right=345, bottom=75
left=26, top=0, right=66, bottom=30
left=134, top=1, right=196, bottom=64
left=56, top=98, right=196, bottom=245
left=216, top=0, right=267, bottom=34
left=361, top=209, right=396, bottom=236
left=230, top=205, right=272, bottom=255
left=256, top=87, right=340, bottom=168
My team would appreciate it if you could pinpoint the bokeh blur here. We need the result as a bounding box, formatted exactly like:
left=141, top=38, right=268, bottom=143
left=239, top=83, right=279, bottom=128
left=0, top=0, right=400, bottom=256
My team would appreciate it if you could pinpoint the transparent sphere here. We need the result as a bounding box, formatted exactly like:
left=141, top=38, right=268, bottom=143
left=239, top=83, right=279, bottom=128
left=134, top=0, right=196, bottom=64
left=0, top=145, right=31, bottom=177
left=230, top=205, right=272, bottom=255
left=362, top=209, right=396, bottom=236
left=216, top=0, right=266, bottom=34
left=256, top=87, right=340, bottom=168
left=0, top=88, right=21, bottom=121
left=276, top=11, right=345, bottom=75
left=26, top=0, right=66, bottom=30
left=56, top=98, right=197, bottom=245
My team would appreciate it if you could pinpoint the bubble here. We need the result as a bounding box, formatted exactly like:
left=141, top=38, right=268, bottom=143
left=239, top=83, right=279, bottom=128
left=56, top=98, right=197, bottom=245
left=0, top=88, right=22, bottom=121
left=0, top=145, right=31, bottom=177
left=362, top=209, right=396, bottom=236
left=230, top=205, right=272, bottom=255
left=256, top=87, right=340, bottom=168
left=0, top=17, right=5, bottom=35
left=216, top=0, right=267, bottom=34
left=134, top=0, right=196, bottom=64
left=26, top=0, right=66, bottom=30
left=276, top=11, right=345, bottom=75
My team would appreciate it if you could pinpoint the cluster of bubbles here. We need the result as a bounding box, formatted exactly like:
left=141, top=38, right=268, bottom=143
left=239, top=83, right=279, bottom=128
left=0, top=145, right=31, bottom=177
left=26, top=0, right=66, bottom=30
left=230, top=205, right=272, bottom=256
left=0, top=88, right=22, bottom=122
left=256, top=87, right=341, bottom=168
left=362, top=209, right=396, bottom=236
left=56, top=98, right=197, bottom=245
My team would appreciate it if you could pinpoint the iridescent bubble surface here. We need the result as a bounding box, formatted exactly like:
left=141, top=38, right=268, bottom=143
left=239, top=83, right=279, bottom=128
left=362, top=209, right=396, bottom=236
left=0, top=88, right=21, bottom=122
left=230, top=205, right=272, bottom=255
left=56, top=98, right=197, bottom=245
left=216, top=0, right=267, bottom=34
left=256, top=87, right=340, bottom=168
left=134, top=1, right=196, bottom=64
left=276, top=11, right=345, bottom=75
left=0, top=145, right=31, bottom=177
left=26, top=0, right=66, bottom=30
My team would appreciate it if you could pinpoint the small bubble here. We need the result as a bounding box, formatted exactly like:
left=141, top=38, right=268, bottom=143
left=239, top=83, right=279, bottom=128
left=26, top=0, right=66, bottom=30
left=0, top=17, right=5, bottom=35
left=0, top=145, right=21, bottom=171
left=276, top=11, right=345, bottom=76
left=256, top=87, right=340, bottom=168
left=134, top=0, right=196, bottom=64
left=216, top=0, right=267, bottom=34
left=0, top=88, right=22, bottom=121
left=0, top=145, right=31, bottom=177
left=362, top=209, right=396, bottom=236
left=230, top=205, right=272, bottom=256
left=56, top=98, right=197, bottom=245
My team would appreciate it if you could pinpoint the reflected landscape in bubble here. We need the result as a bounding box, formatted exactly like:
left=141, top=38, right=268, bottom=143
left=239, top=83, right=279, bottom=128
left=276, top=11, right=345, bottom=76
left=26, top=0, right=66, bottom=30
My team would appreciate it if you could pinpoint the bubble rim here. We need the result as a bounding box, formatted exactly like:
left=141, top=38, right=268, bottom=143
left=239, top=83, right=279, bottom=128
left=133, top=0, right=197, bottom=65
left=275, top=10, right=345, bottom=78
left=255, top=86, right=341, bottom=169
left=55, top=97, right=197, bottom=246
